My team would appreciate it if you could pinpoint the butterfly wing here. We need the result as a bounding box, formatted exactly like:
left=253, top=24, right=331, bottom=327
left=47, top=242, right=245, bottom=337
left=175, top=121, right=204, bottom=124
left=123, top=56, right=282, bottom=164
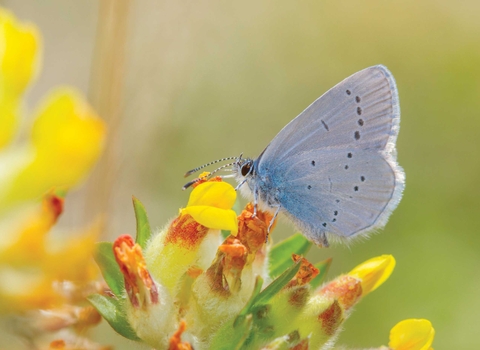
left=277, top=148, right=402, bottom=245
left=257, top=65, right=400, bottom=167
left=255, top=65, right=404, bottom=245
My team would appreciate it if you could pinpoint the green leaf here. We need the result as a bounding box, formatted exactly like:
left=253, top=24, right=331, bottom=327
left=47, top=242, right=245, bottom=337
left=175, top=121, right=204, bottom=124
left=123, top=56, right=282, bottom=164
left=237, top=276, right=264, bottom=318
left=132, top=196, right=152, bottom=249
left=235, top=265, right=300, bottom=349
left=269, top=233, right=312, bottom=278
left=209, top=314, right=253, bottom=350
left=213, top=264, right=300, bottom=350
left=94, top=242, right=124, bottom=297
left=252, top=259, right=301, bottom=308
left=88, top=293, right=140, bottom=341
left=309, top=258, right=332, bottom=290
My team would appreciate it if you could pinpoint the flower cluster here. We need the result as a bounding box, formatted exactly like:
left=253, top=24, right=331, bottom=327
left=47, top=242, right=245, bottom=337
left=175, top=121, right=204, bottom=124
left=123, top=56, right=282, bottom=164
left=0, top=8, right=106, bottom=349
left=92, top=178, right=435, bottom=350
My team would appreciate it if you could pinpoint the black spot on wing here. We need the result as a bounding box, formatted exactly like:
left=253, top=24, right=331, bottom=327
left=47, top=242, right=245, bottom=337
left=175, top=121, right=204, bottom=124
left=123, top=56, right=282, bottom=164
left=321, top=120, right=329, bottom=131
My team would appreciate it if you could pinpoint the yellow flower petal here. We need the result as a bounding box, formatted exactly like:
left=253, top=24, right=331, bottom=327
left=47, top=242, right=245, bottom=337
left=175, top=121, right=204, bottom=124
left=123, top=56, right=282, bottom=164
left=389, top=319, right=435, bottom=350
left=348, top=254, right=395, bottom=295
left=182, top=206, right=238, bottom=234
left=0, top=200, right=100, bottom=313
left=187, top=181, right=236, bottom=210
left=44, top=226, right=99, bottom=283
left=2, top=89, right=105, bottom=207
left=0, top=192, right=63, bottom=265
left=183, top=181, right=238, bottom=234
left=0, top=9, right=40, bottom=148
left=0, top=8, right=40, bottom=98
left=0, top=99, right=19, bottom=149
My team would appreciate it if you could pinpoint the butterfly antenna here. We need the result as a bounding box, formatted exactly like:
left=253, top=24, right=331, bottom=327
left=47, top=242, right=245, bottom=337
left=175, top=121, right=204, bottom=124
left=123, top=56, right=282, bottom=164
left=184, top=156, right=238, bottom=177
left=182, top=161, right=236, bottom=190
left=182, top=178, right=200, bottom=190
left=208, top=162, right=235, bottom=177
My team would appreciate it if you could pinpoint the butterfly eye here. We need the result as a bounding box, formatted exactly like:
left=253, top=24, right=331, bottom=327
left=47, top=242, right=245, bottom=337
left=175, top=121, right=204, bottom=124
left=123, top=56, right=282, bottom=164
left=241, top=163, right=251, bottom=176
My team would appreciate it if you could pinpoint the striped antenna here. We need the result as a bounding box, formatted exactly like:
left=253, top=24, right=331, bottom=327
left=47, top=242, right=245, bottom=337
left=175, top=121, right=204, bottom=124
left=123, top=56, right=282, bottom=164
left=182, top=161, right=236, bottom=190
left=208, top=162, right=235, bottom=177
left=184, top=156, right=238, bottom=177
left=182, top=178, right=201, bottom=190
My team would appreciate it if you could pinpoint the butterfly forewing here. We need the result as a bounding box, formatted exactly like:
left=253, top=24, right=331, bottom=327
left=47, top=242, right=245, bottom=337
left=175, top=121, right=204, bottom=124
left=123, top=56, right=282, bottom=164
left=258, top=65, right=400, bottom=169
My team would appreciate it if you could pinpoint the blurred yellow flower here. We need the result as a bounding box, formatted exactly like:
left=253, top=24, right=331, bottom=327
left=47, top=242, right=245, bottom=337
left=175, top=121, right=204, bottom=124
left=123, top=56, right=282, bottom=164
left=389, top=319, right=435, bottom=350
left=1, top=89, right=105, bottom=208
left=0, top=8, right=39, bottom=148
left=0, top=192, right=100, bottom=313
left=0, top=2, right=105, bottom=327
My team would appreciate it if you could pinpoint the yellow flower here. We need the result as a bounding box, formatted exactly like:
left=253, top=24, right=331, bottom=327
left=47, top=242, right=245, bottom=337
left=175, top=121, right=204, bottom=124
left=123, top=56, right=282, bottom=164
left=145, top=180, right=238, bottom=292
left=317, top=255, right=394, bottom=314
left=348, top=254, right=396, bottom=295
left=182, top=181, right=238, bottom=234
left=0, top=8, right=39, bottom=148
left=389, top=319, right=435, bottom=350
left=0, top=89, right=105, bottom=209
left=0, top=8, right=39, bottom=99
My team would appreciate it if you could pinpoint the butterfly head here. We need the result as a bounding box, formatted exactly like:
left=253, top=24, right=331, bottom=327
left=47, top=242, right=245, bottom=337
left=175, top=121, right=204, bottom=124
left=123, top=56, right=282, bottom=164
left=233, top=156, right=255, bottom=179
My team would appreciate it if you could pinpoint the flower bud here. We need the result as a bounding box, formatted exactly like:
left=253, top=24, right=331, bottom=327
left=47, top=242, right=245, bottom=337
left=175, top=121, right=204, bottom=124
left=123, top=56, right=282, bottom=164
left=389, top=319, right=435, bottom=350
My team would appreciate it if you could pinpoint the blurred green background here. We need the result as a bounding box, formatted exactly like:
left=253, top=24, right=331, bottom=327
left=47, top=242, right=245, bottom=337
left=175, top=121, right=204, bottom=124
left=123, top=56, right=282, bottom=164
left=4, top=0, right=480, bottom=349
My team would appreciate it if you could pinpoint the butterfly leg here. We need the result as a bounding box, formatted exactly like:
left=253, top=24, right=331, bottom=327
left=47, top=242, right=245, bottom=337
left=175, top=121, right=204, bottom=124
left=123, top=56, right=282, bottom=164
left=265, top=204, right=281, bottom=243
left=268, top=205, right=280, bottom=233
left=235, top=177, right=248, bottom=191
left=252, top=185, right=259, bottom=218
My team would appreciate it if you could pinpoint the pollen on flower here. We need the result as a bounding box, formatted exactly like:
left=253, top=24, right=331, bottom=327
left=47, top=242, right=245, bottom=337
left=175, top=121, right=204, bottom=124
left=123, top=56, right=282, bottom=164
left=113, top=234, right=158, bottom=308
left=164, top=213, right=209, bottom=249
left=319, top=275, right=362, bottom=311
left=191, top=171, right=223, bottom=188
left=168, top=320, right=193, bottom=350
